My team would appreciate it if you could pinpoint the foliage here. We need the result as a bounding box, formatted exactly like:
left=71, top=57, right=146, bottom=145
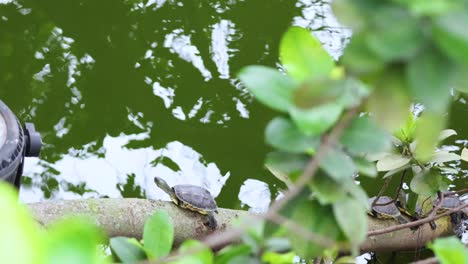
left=429, top=237, right=468, bottom=264
left=0, top=182, right=107, bottom=264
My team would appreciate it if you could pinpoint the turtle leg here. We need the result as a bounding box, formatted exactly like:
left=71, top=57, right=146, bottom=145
left=206, top=212, right=217, bottom=229
left=396, top=214, right=409, bottom=224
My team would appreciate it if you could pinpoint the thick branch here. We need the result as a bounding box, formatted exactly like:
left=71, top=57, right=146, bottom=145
left=27, top=198, right=458, bottom=252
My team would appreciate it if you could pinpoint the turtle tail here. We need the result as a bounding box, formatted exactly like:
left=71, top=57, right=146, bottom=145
left=207, top=212, right=217, bottom=229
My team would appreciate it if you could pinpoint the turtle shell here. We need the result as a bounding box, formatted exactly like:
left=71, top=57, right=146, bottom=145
left=436, top=196, right=461, bottom=210
left=370, top=196, right=399, bottom=217
left=173, top=184, right=217, bottom=213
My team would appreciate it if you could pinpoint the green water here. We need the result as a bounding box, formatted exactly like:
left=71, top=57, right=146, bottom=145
left=0, top=0, right=466, bottom=213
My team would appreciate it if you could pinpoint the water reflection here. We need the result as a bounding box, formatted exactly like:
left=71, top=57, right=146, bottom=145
left=2, top=0, right=465, bottom=213
left=21, top=132, right=229, bottom=203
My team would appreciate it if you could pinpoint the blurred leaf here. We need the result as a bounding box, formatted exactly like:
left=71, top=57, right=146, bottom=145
left=354, top=157, right=377, bottom=177
left=265, top=117, right=320, bottom=153
left=321, top=147, right=356, bottom=181
left=335, top=256, right=357, bottom=264
left=309, top=173, right=348, bottom=204
left=366, top=7, right=424, bottom=61
left=431, top=151, right=460, bottom=164
left=397, top=0, right=460, bottom=16
left=280, top=26, right=334, bottom=82
left=332, top=0, right=376, bottom=31
left=406, top=50, right=452, bottom=112
left=461, top=148, right=468, bottom=162
left=215, top=245, right=252, bottom=264
left=45, top=218, right=104, bottom=264
left=264, top=189, right=312, bottom=238
left=433, top=11, right=468, bottom=65
left=265, top=238, right=291, bottom=253
left=143, top=210, right=174, bottom=259
left=368, top=68, right=411, bottom=132
left=262, top=251, right=295, bottom=264
left=340, top=116, right=391, bottom=155
left=289, top=200, right=343, bottom=259
left=265, top=152, right=308, bottom=186
left=293, top=79, right=343, bottom=109
left=333, top=198, right=368, bottom=246
left=110, top=237, right=147, bottom=263
left=238, top=66, right=296, bottom=112
left=290, top=103, right=343, bottom=136
left=429, top=237, right=468, bottom=264
left=453, top=64, right=468, bottom=93
left=337, top=78, right=371, bottom=109
left=438, top=129, right=457, bottom=141
left=382, top=164, right=410, bottom=179
left=0, top=183, right=43, bottom=264
left=414, top=112, right=445, bottom=162
left=170, top=240, right=213, bottom=264
left=410, top=169, right=445, bottom=196
left=376, top=154, right=410, bottom=172
left=341, top=33, right=384, bottom=74
left=345, top=182, right=370, bottom=210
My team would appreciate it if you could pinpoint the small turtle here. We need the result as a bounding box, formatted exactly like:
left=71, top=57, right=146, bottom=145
left=154, top=177, right=218, bottom=229
left=430, top=196, right=464, bottom=230
left=368, top=196, right=409, bottom=224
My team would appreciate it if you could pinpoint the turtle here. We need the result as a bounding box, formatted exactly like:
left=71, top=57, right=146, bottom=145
left=430, top=196, right=464, bottom=230
left=154, top=177, right=218, bottom=229
left=368, top=196, right=409, bottom=224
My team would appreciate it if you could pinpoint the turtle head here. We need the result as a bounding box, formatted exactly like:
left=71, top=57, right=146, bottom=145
left=154, top=177, right=173, bottom=194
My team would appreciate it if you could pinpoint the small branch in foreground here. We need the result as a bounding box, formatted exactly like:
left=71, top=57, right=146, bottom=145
left=367, top=203, right=468, bottom=237
left=410, top=256, right=439, bottom=264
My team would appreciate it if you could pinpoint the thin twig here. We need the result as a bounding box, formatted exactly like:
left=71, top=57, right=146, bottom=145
left=367, top=203, right=468, bottom=237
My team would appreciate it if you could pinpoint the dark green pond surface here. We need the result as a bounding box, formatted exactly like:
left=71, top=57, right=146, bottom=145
left=0, top=0, right=466, bottom=215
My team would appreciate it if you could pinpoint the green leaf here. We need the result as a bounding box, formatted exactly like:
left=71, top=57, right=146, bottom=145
left=376, top=154, right=410, bottom=172
left=45, top=218, right=104, bottom=264
left=406, top=50, right=452, bottom=112
left=332, top=0, right=377, bottom=31
left=309, top=173, right=348, bottom=204
left=340, top=33, right=384, bottom=74
left=354, top=157, right=378, bottom=178
left=280, top=26, right=334, bottom=82
left=171, top=240, right=213, bottom=264
left=429, top=237, right=468, bottom=264
left=431, top=151, right=460, bottom=164
left=290, top=103, right=343, bottom=136
left=410, top=169, right=445, bottom=196
left=333, top=198, right=368, bottom=245
left=215, top=245, right=252, bottom=264
left=0, top=183, right=43, bottom=264
left=143, top=210, right=174, bottom=259
left=367, top=68, right=411, bottom=132
left=433, top=11, right=468, bottom=65
left=265, top=152, right=308, bottom=185
left=340, top=116, right=391, bottom=155
left=293, top=79, right=343, bottom=109
left=238, top=66, right=296, bottom=112
left=321, top=147, right=356, bottom=181
left=397, top=0, right=460, bottom=16
left=337, top=78, right=371, bottom=109
left=265, top=117, right=320, bottom=153
left=439, top=129, right=457, bottom=141
left=461, top=148, right=468, bottom=162
left=262, top=251, right=296, bottom=264
left=366, top=7, right=424, bottom=62
left=289, top=200, right=343, bottom=259
left=110, top=237, right=147, bottom=263
left=382, top=164, right=410, bottom=179
left=414, top=112, right=446, bottom=162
